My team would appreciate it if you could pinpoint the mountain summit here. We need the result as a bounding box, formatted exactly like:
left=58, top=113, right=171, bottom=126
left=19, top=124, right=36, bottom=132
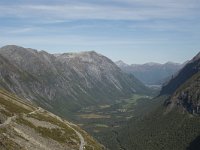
left=115, top=60, right=129, bottom=68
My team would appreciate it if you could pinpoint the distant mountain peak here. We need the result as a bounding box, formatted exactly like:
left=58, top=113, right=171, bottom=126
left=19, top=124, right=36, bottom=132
left=144, top=62, right=161, bottom=66
left=191, top=51, right=200, bottom=62
left=115, top=60, right=129, bottom=67
left=56, top=50, right=113, bottom=66
left=57, top=50, right=101, bottom=58
left=164, top=61, right=180, bottom=65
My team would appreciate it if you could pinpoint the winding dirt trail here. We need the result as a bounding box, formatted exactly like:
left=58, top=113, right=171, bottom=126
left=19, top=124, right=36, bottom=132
left=66, top=122, right=86, bottom=150
left=0, top=115, right=16, bottom=128
left=30, top=107, right=86, bottom=150
left=28, top=107, right=42, bottom=115
left=46, top=111, right=86, bottom=150
left=0, top=107, right=86, bottom=150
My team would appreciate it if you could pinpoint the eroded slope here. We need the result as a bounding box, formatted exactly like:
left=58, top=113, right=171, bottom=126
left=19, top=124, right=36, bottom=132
left=0, top=89, right=104, bottom=150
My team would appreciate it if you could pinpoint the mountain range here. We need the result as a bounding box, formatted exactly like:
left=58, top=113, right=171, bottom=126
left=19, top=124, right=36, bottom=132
left=0, top=45, right=150, bottom=118
left=1, top=44, right=199, bottom=150
left=116, top=60, right=183, bottom=86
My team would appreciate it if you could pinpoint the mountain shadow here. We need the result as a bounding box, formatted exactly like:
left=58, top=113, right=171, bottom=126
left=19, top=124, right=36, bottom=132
left=187, top=136, right=200, bottom=150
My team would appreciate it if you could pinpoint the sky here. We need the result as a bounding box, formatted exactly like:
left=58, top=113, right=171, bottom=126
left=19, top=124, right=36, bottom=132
left=0, top=0, right=200, bottom=64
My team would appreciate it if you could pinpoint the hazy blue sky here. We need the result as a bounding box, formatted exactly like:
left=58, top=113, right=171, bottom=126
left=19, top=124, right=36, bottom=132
left=0, top=0, right=199, bottom=64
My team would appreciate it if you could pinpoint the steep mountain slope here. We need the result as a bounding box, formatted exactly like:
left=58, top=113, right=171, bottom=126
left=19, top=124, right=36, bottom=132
left=115, top=52, right=200, bottom=150
left=162, top=52, right=200, bottom=115
left=0, top=45, right=150, bottom=117
left=167, top=71, right=200, bottom=114
left=116, top=60, right=182, bottom=85
left=160, top=52, right=200, bottom=95
left=0, top=88, right=104, bottom=150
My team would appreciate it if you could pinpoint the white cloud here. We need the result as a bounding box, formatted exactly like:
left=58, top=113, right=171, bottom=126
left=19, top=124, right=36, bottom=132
left=0, top=0, right=199, bottom=54
left=0, top=0, right=198, bottom=20
left=7, top=28, right=34, bottom=34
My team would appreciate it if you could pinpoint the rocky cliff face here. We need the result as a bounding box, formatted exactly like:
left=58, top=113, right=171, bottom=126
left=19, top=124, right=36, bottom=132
left=162, top=52, right=200, bottom=114
left=168, top=72, right=200, bottom=114
left=0, top=45, right=149, bottom=116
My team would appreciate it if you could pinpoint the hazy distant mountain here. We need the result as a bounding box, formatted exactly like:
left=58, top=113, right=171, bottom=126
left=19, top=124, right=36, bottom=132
left=116, top=60, right=183, bottom=85
left=0, top=45, right=150, bottom=118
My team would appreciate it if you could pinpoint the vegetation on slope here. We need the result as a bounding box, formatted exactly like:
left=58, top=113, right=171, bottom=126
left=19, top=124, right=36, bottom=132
left=0, top=88, right=104, bottom=150
left=74, top=93, right=158, bottom=150
left=118, top=104, right=200, bottom=150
